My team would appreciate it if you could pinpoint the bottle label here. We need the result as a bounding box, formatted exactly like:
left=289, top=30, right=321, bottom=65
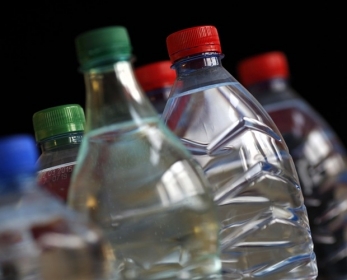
left=37, top=162, right=76, bottom=203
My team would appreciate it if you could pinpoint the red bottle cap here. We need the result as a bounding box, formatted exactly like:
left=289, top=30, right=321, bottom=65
left=166, top=26, right=222, bottom=63
left=237, top=51, right=290, bottom=87
left=135, top=60, right=176, bottom=92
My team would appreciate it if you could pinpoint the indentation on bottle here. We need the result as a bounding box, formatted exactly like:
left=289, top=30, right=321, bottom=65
left=213, top=161, right=301, bottom=204
left=207, top=117, right=281, bottom=155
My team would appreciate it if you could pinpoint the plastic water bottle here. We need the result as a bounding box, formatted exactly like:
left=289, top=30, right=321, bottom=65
left=134, top=60, right=176, bottom=115
left=236, top=50, right=347, bottom=280
left=33, top=104, right=85, bottom=203
left=161, top=25, right=318, bottom=279
left=67, top=26, right=222, bottom=280
left=0, top=134, right=112, bottom=280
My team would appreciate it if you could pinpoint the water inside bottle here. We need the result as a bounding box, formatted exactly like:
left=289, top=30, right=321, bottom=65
left=0, top=190, right=112, bottom=280
left=68, top=118, right=222, bottom=280
left=162, top=83, right=318, bottom=279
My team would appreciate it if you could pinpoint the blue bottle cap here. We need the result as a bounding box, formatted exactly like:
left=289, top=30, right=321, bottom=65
left=0, top=134, right=38, bottom=180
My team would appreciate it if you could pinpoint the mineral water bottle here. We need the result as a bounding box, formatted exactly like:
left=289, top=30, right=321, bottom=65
left=0, top=134, right=112, bottom=280
left=33, top=104, right=85, bottom=202
left=161, top=25, right=318, bottom=279
left=236, top=50, right=347, bottom=280
left=135, top=60, right=176, bottom=115
left=67, top=26, right=222, bottom=280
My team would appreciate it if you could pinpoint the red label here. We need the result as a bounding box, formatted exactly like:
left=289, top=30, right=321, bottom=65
left=37, top=162, right=76, bottom=203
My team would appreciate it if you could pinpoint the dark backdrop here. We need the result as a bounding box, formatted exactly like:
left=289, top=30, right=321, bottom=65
left=4, top=3, right=347, bottom=145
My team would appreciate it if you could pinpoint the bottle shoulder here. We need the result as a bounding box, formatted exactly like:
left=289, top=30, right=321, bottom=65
left=264, top=97, right=347, bottom=156
left=80, top=117, right=195, bottom=161
left=251, top=87, right=298, bottom=106
left=163, top=80, right=293, bottom=160
left=0, top=184, right=69, bottom=222
left=247, top=84, right=341, bottom=139
left=70, top=117, right=212, bottom=190
left=263, top=94, right=341, bottom=133
left=164, top=79, right=281, bottom=135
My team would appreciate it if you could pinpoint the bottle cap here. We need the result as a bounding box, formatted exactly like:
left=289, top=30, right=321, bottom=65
left=75, top=26, right=132, bottom=71
left=166, top=25, right=222, bottom=63
left=33, top=104, right=85, bottom=142
left=135, top=60, right=176, bottom=92
left=237, top=51, right=289, bottom=87
left=0, top=134, right=38, bottom=180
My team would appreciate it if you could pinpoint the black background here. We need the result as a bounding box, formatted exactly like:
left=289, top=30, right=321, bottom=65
left=4, top=3, right=347, bottom=145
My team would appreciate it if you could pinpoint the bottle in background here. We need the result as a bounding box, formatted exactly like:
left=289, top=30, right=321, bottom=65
left=161, top=26, right=318, bottom=279
left=237, top=50, right=347, bottom=280
left=0, top=134, right=112, bottom=280
left=134, top=60, right=176, bottom=115
left=67, top=26, right=222, bottom=280
left=33, top=104, right=85, bottom=202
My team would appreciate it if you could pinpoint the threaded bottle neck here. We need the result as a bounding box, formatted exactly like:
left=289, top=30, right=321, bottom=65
left=39, top=132, right=83, bottom=152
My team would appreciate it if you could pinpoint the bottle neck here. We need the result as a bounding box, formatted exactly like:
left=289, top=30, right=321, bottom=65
left=82, top=60, right=158, bottom=133
left=246, top=77, right=290, bottom=95
left=172, top=52, right=224, bottom=75
left=168, top=52, right=233, bottom=98
left=245, top=77, right=293, bottom=106
left=39, top=132, right=83, bottom=153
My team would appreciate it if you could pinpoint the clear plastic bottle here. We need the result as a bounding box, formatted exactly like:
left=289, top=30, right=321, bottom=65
left=33, top=104, right=85, bottom=203
left=67, top=26, right=222, bottom=280
left=236, top=50, right=347, bottom=280
left=0, top=134, right=112, bottom=280
left=161, top=26, right=318, bottom=279
left=134, top=60, right=176, bottom=115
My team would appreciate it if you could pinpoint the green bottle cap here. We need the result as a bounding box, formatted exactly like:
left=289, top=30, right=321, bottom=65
left=32, top=104, right=85, bottom=142
left=75, top=26, right=132, bottom=71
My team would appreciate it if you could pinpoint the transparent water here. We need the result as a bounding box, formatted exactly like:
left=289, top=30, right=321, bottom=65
left=162, top=82, right=318, bottom=279
left=262, top=98, right=347, bottom=279
left=0, top=188, right=111, bottom=280
left=68, top=119, right=222, bottom=280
